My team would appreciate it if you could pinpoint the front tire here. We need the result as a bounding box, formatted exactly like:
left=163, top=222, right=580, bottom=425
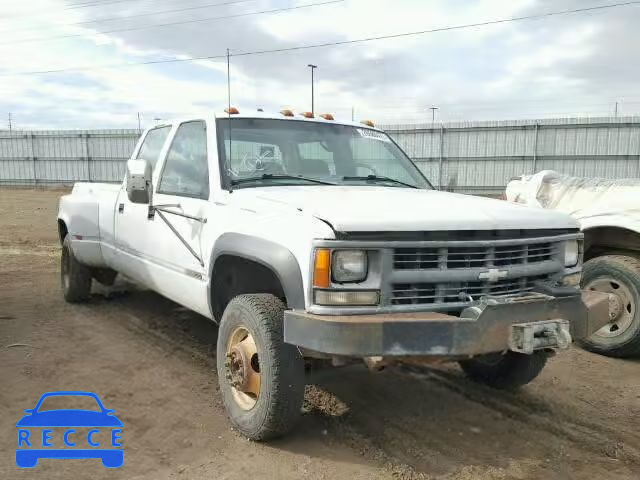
left=61, top=235, right=92, bottom=303
left=578, top=255, right=640, bottom=357
left=216, top=294, right=305, bottom=440
left=459, top=351, right=548, bottom=390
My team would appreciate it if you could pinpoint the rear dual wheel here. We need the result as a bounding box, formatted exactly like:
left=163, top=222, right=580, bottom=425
left=216, top=294, right=305, bottom=440
left=61, top=235, right=92, bottom=303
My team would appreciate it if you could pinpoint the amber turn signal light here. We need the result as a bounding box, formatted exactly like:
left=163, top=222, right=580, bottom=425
left=313, top=249, right=331, bottom=288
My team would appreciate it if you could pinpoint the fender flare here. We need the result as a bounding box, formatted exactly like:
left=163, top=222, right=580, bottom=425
left=207, top=233, right=306, bottom=318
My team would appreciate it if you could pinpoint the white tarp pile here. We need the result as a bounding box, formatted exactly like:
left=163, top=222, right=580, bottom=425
left=505, top=170, right=640, bottom=231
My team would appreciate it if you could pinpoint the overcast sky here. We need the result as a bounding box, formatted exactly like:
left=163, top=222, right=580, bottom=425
left=0, top=0, right=639, bottom=129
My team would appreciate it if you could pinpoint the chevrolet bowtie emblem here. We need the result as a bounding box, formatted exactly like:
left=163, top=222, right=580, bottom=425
left=478, top=268, right=508, bottom=282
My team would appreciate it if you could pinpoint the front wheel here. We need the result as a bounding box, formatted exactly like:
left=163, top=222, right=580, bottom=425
left=458, top=351, right=548, bottom=390
left=216, top=294, right=305, bottom=440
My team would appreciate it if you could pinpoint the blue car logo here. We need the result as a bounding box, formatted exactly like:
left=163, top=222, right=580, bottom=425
left=15, top=391, right=123, bottom=468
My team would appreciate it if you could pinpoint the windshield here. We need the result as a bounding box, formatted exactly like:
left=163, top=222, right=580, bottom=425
left=216, top=118, right=432, bottom=189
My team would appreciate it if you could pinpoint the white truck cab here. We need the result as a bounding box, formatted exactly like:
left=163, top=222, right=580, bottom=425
left=57, top=110, right=610, bottom=440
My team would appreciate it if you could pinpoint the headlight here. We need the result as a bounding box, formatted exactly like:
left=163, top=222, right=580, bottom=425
left=564, top=239, right=579, bottom=267
left=331, top=250, right=368, bottom=283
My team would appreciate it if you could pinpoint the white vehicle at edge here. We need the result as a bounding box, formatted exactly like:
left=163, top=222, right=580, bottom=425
left=57, top=110, right=610, bottom=440
left=507, top=170, right=640, bottom=358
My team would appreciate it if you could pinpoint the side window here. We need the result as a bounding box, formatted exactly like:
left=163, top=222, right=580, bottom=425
left=136, top=126, right=171, bottom=171
left=158, top=121, right=209, bottom=199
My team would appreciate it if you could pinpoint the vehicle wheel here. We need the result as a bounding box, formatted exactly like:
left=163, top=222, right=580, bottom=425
left=458, top=351, right=548, bottom=390
left=216, top=294, right=305, bottom=440
left=61, top=235, right=92, bottom=303
left=578, top=255, right=640, bottom=357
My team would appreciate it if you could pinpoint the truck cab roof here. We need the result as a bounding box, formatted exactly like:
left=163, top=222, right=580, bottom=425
left=151, top=110, right=382, bottom=132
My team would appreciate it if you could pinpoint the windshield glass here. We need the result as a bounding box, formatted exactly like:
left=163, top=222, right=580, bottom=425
left=216, top=118, right=431, bottom=189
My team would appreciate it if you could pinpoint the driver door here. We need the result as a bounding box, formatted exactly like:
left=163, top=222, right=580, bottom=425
left=117, top=120, right=212, bottom=317
left=112, top=124, right=172, bottom=276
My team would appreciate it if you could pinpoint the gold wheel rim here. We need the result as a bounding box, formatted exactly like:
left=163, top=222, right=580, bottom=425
left=224, top=326, right=260, bottom=410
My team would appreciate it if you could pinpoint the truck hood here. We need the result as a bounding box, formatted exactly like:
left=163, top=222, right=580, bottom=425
left=232, top=186, right=578, bottom=232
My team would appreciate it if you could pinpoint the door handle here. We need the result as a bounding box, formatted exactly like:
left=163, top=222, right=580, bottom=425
left=118, top=203, right=124, bottom=213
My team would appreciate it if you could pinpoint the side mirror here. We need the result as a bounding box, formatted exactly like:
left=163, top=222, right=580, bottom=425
left=126, top=159, right=153, bottom=204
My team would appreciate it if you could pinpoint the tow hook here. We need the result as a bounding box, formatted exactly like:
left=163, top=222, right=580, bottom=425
left=509, top=320, right=572, bottom=355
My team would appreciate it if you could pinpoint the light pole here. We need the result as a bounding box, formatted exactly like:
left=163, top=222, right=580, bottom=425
left=307, top=64, right=317, bottom=115
left=428, top=106, right=439, bottom=123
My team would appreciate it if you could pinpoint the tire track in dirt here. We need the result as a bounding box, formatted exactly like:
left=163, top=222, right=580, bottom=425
left=400, top=365, right=640, bottom=463
left=310, top=363, right=639, bottom=479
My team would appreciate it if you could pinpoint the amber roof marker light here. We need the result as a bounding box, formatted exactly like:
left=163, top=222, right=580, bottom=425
left=280, top=109, right=294, bottom=117
left=319, top=113, right=334, bottom=120
left=300, top=111, right=315, bottom=118
left=360, top=119, right=375, bottom=127
left=224, top=107, right=239, bottom=114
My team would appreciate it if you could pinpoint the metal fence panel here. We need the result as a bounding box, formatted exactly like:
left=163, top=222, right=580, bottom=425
left=384, top=116, right=640, bottom=194
left=0, top=129, right=140, bottom=186
left=1, top=118, right=640, bottom=193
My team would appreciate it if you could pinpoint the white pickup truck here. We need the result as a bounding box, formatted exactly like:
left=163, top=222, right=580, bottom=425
left=57, top=111, right=609, bottom=440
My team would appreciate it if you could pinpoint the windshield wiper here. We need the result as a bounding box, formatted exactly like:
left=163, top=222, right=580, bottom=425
left=230, top=174, right=336, bottom=186
left=342, top=175, right=419, bottom=189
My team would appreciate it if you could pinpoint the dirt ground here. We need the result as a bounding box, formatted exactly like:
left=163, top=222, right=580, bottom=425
left=0, top=188, right=639, bottom=480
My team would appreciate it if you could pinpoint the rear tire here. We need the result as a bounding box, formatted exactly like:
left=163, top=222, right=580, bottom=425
left=216, top=294, right=305, bottom=440
left=61, top=235, right=92, bottom=303
left=578, top=255, right=640, bottom=357
left=459, top=351, right=548, bottom=390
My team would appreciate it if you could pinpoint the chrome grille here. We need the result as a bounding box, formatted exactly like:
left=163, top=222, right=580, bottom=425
left=391, top=275, right=549, bottom=306
left=390, top=240, right=561, bottom=307
left=393, top=242, right=555, bottom=270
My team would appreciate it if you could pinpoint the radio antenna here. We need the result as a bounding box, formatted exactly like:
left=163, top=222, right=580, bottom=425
left=226, top=47, right=233, bottom=193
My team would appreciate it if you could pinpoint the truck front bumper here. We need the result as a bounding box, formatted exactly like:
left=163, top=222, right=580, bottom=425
left=283, top=291, right=610, bottom=357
